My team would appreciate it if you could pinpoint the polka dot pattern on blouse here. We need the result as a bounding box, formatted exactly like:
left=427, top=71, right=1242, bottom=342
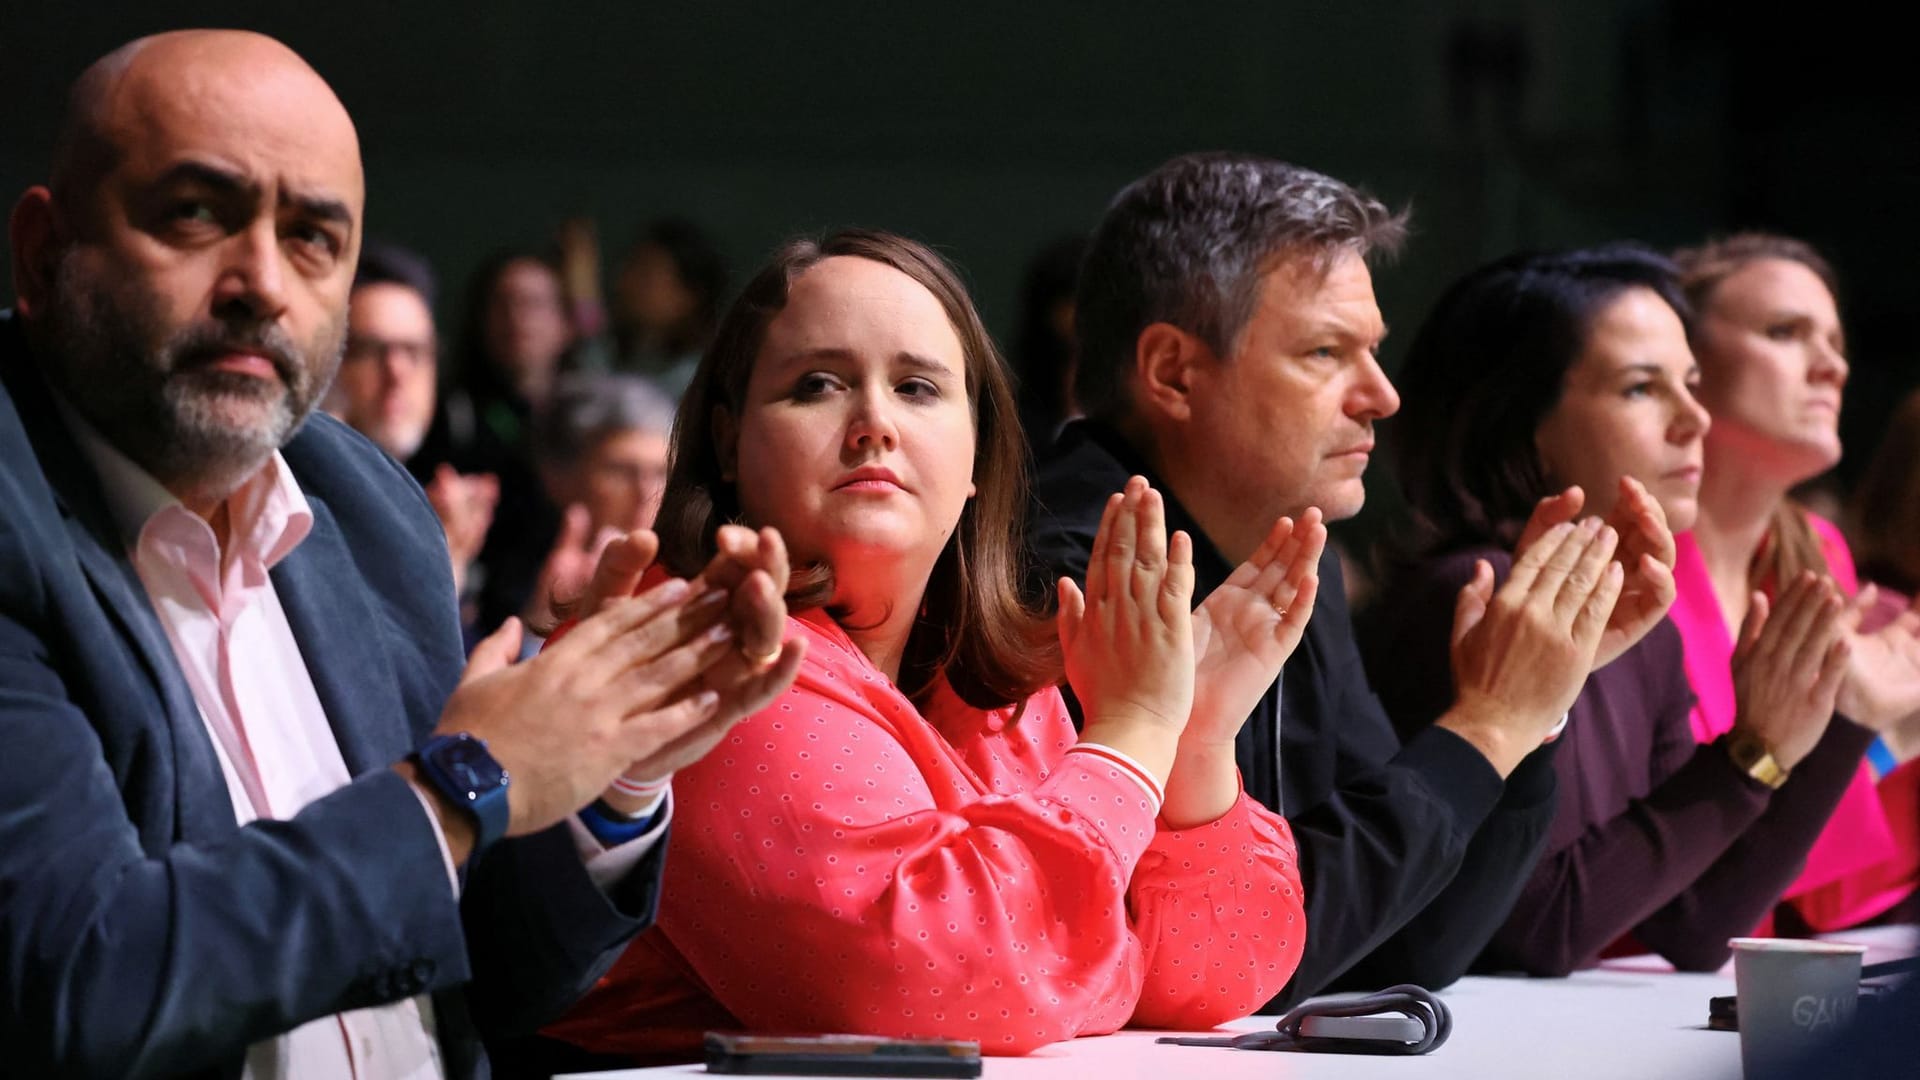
left=546, top=608, right=1305, bottom=1057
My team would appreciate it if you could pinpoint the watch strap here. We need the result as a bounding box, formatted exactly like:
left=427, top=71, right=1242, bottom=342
left=1727, top=730, right=1790, bottom=790
left=578, top=794, right=668, bottom=847
left=412, top=733, right=512, bottom=855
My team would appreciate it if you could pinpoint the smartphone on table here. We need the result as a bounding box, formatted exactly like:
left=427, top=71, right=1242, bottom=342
left=703, top=1033, right=983, bottom=1078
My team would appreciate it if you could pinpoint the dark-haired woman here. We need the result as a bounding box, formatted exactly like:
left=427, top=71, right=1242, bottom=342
left=546, top=230, right=1320, bottom=1057
left=1672, top=234, right=1920, bottom=932
left=1366, top=245, right=1869, bottom=975
left=609, top=218, right=730, bottom=397
left=414, top=249, right=583, bottom=635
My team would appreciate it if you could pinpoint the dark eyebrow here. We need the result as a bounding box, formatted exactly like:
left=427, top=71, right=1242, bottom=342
left=1615, top=361, right=1702, bottom=380
left=1762, top=309, right=1847, bottom=349
left=894, top=352, right=957, bottom=377
left=152, top=160, right=353, bottom=227
left=286, top=188, right=355, bottom=227
left=774, top=348, right=958, bottom=378
left=1301, top=318, right=1389, bottom=345
left=153, top=160, right=255, bottom=200
left=773, top=347, right=855, bottom=371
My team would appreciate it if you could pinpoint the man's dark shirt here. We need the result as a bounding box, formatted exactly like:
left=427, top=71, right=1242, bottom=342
left=1027, top=419, right=1560, bottom=1008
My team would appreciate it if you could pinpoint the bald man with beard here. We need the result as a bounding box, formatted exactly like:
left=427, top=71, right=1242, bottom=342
left=0, top=31, right=802, bottom=1078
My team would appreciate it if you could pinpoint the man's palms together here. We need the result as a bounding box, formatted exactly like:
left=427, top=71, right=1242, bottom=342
left=1189, top=508, right=1327, bottom=744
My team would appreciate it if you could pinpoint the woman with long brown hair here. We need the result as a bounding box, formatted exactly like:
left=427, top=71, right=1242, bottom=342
left=1671, top=233, right=1920, bottom=931
left=545, top=229, right=1324, bottom=1058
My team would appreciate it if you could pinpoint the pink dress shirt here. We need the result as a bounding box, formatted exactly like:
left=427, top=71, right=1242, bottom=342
left=1671, top=514, right=1912, bottom=929
left=73, top=420, right=449, bottom=1080
left=66, top=411, right=664, bottom=1079
left=547, top=606, right=1306, bottom=1058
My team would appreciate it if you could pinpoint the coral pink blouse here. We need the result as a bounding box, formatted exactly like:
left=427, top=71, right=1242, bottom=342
left=1670, top=515, right=1913, bottom=929
left=547, top=607, right=1305, bottom=1057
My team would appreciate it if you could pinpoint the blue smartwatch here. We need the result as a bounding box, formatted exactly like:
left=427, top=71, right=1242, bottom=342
left=412, top=733, right=511, bottom=857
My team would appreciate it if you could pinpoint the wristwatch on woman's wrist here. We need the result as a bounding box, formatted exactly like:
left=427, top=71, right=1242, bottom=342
left=1727, top=729, right=1789, bottom=790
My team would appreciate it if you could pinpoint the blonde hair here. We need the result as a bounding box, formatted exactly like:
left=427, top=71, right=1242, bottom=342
left=1675, top=232, right=1843, bottom=593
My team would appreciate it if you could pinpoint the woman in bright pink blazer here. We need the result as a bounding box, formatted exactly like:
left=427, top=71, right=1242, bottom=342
left=1671, top=233, right=1920, bottom=931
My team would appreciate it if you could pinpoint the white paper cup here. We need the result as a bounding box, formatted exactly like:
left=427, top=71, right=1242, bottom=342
left=1729, top=937, right=1866, bottom=1078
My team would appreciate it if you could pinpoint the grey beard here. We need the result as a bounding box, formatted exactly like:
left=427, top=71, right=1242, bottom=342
left=40, top=253, right=343, bottom=503
left=145, top=369, right=304, bottom=505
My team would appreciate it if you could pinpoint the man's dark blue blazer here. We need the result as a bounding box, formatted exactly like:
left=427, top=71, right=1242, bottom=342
left=0, top=312, right=664, bottom=1079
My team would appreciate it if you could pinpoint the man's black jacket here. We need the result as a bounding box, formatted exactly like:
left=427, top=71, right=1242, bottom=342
left=1027, top=420, right=1559, bottom=1009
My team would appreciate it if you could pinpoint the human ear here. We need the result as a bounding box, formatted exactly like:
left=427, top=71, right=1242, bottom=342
left=1133, top=322, right=1207, bottom=423
left=9, top=187, right=65, bottom=320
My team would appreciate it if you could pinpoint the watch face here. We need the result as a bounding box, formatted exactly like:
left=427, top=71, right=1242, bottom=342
left=1730, top=739, right=1758, bottom=768
left=439, top=739, right=506, bottom=795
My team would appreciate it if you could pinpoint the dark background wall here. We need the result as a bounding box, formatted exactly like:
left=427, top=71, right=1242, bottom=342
left=3, top=1, right=1913, bottom=541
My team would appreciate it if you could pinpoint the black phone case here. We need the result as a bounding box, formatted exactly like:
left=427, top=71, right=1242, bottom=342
left=704, top=1035, right=983, bottom=1078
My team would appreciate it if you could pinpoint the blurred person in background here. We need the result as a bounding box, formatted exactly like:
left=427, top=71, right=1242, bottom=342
left=611, top=218, right=728, bottom=396
left=418, top=248, right=581, bottom=634
left=562, top=216, right=730, bottom=400
left=327, top=241, right=498, bottom=604
left=1851, top=386, right=1920, bottom=608
left=1845, top=384, right=1920, bottom=918
left=328, top=240, right=440, bottom=463
left=521, top=373, right=676, bottom=632
left=1011, top=234, right=1086, bottom=459
left=436, top=248, right=579, bottom=460
left=1673, top=233, right=1920, bottom=933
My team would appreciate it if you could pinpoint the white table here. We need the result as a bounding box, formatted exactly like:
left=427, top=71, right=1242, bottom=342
left=559, top=927, right=1916, bottom=1080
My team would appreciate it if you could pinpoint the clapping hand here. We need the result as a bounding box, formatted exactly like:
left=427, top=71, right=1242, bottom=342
left=1514, top=478, right=1677, bottom=670
left=433, top=529, right=755, bottom=844
left=1443, top=518, right=1625, bottom=775
left=685, top=523, right=809, bottom=718
left=1185, top=508, right=1326, bottom=747
left=1838, top=585, right=1920, bottom=732
left=424, top=465, right=498, bottom=597
left=1730, top=572, right=1849, bottom=770
left=571, top=525, right=806, bottom=801
left=1058, top=477, right=1196, bottom=785
left=523, top=504, right=619, bottom=632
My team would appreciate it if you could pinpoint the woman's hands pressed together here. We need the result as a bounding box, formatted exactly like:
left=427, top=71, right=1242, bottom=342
left=1514, top=478, right=1678, bottom=670
left=1059, top=476, right=1196, bottom=790
left=577, top=525, right=808, bottom=807
left=1836, top=585, right=1920, bottom=738
left=1730, top=571, right=1849, bottom=772
left=1441, top=516, right=1626, bottom=776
